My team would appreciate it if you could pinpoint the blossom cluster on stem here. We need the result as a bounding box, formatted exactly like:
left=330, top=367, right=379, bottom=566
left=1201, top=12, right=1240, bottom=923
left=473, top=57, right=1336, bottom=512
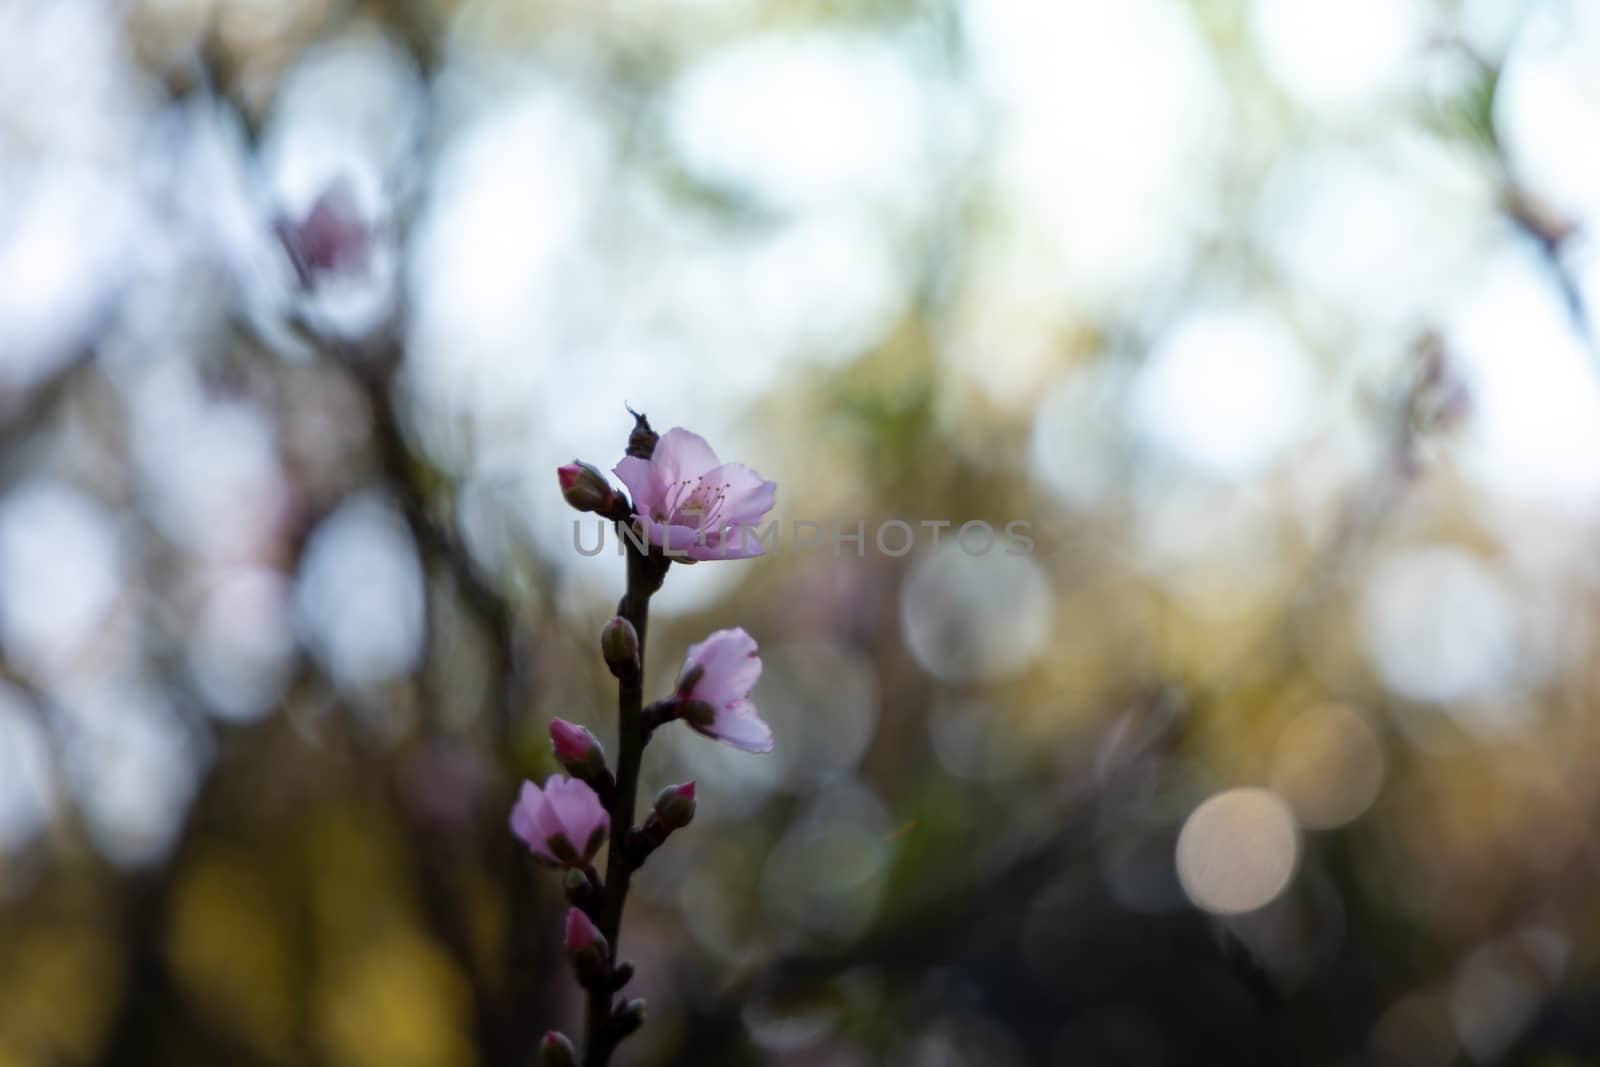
left=512, top=414, right=777, bottom=1067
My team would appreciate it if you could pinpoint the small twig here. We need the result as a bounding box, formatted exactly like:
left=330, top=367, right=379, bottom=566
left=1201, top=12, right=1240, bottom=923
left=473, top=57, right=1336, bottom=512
left=582, top=421, right=669, bottom=1067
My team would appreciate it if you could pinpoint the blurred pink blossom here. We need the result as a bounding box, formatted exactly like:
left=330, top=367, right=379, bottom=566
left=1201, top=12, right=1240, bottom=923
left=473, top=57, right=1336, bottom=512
left=276, top=182, right=370, bottom=284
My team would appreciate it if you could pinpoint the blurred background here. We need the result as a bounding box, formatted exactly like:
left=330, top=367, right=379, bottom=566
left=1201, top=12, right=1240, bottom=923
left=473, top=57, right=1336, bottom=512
left=4, top=0, right=1600, bottom=1064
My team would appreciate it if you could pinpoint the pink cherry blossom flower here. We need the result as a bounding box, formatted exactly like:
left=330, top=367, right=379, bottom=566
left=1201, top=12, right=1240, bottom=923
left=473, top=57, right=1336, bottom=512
left=678, top=628, right=772, bottom=753
left=612, top=428, right=776, bottom=561
left=510, top=775, right=609, bottom=866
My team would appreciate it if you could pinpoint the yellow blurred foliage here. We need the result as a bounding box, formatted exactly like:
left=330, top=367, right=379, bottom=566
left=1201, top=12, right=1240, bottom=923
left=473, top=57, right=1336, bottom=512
left=167, top=846, right=300, bottom=1063
left=0, top=924, right=118, bottom=1065
left=315, top=930, right=476, bottom=1067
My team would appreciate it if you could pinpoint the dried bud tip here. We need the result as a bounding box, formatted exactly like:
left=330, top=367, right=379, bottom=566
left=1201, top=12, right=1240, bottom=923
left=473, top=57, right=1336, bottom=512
left=626, top=410, right=659, bottom=460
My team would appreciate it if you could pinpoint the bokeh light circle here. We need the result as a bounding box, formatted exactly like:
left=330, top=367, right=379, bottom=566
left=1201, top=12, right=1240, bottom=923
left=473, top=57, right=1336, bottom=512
left=1176, top=787, right=1300, bottom=916
left=1270, top=703, right=1386, bottom=830
left=900, top=541, right=1054, bottom=683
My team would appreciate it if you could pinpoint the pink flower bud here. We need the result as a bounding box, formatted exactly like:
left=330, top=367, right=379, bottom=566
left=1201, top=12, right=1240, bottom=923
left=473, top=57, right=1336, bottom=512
left=564, top=907, right=609, bottom=983
left=652, top=781, right=696, bottom=831
left=549, top=718, right=610, bottom=789
left=564, top=907, right=604, bottom=953
left=675, top=628, right=772, bottom=753
left=550, top=718, right=598, bottom=764
left=557, top=461, right=615, bottom=513
left=538, top=1031, right=577, bottom=1067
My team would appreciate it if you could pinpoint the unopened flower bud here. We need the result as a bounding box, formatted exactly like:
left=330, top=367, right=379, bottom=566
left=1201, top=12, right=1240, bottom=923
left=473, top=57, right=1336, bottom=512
left=564, top=908, right=610, bottom=983
left=652, top=781, right=696, bottom=832
left=612, top=998, right=647, bottom=1039
left=558, top=461, right=615, bottom=513
left=609, top=960, right=635, bottom=991
left=563, top=867, right=592, bottom=907
left=550, top=718, right=609, bottom=781
left=601, top=617, right=640, bottom=680
left=539, top=1031, right=577, bottom=1067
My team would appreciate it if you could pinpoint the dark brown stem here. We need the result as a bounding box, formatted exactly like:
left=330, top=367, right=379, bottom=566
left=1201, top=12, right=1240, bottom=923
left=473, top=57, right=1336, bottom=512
left=584, top=541, right=668, bottom=1065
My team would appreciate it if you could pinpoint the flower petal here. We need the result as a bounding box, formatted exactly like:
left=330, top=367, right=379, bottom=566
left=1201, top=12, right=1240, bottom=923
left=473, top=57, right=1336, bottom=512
left=643, top=517, right=705, bottom=556
left=684, top=628, right=761, bottom=706
left=703, top=702, right=773, bottom=753
left=696, top=463, right=777, bottom=529
left=545, top=775, right=608, bottom=848
left=689, top=529, right=766, bottom=561
left=509, top=782, right=540, bottom=843
left=685, top=627, right=758, bottom=670
left=612, top=456, right=664, bottom=516
left=532, top=775, right=572, bottom=843
left=652, top=428, right=721, bottom=486
left=511, top=781, right=559, bottom=862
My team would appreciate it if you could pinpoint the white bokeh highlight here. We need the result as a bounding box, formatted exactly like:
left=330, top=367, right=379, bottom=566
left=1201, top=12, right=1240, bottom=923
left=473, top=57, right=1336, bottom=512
left=1360, top=547, right=1523, bottom=715
left=188, top=567, right=298, bottom=722
left=1176, top=787, right=1300, bottom=916
left=0, top=481, right=122, bottom=677
left=900, top=541, right=1054, bottom=684
left=1130, top=306, right=1316, bottom=479
left=294, top=495, right=425, bottom=689
left=0, top=687, right=56, bottom=855
left=1250, top=0, right=1426, bottom=112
